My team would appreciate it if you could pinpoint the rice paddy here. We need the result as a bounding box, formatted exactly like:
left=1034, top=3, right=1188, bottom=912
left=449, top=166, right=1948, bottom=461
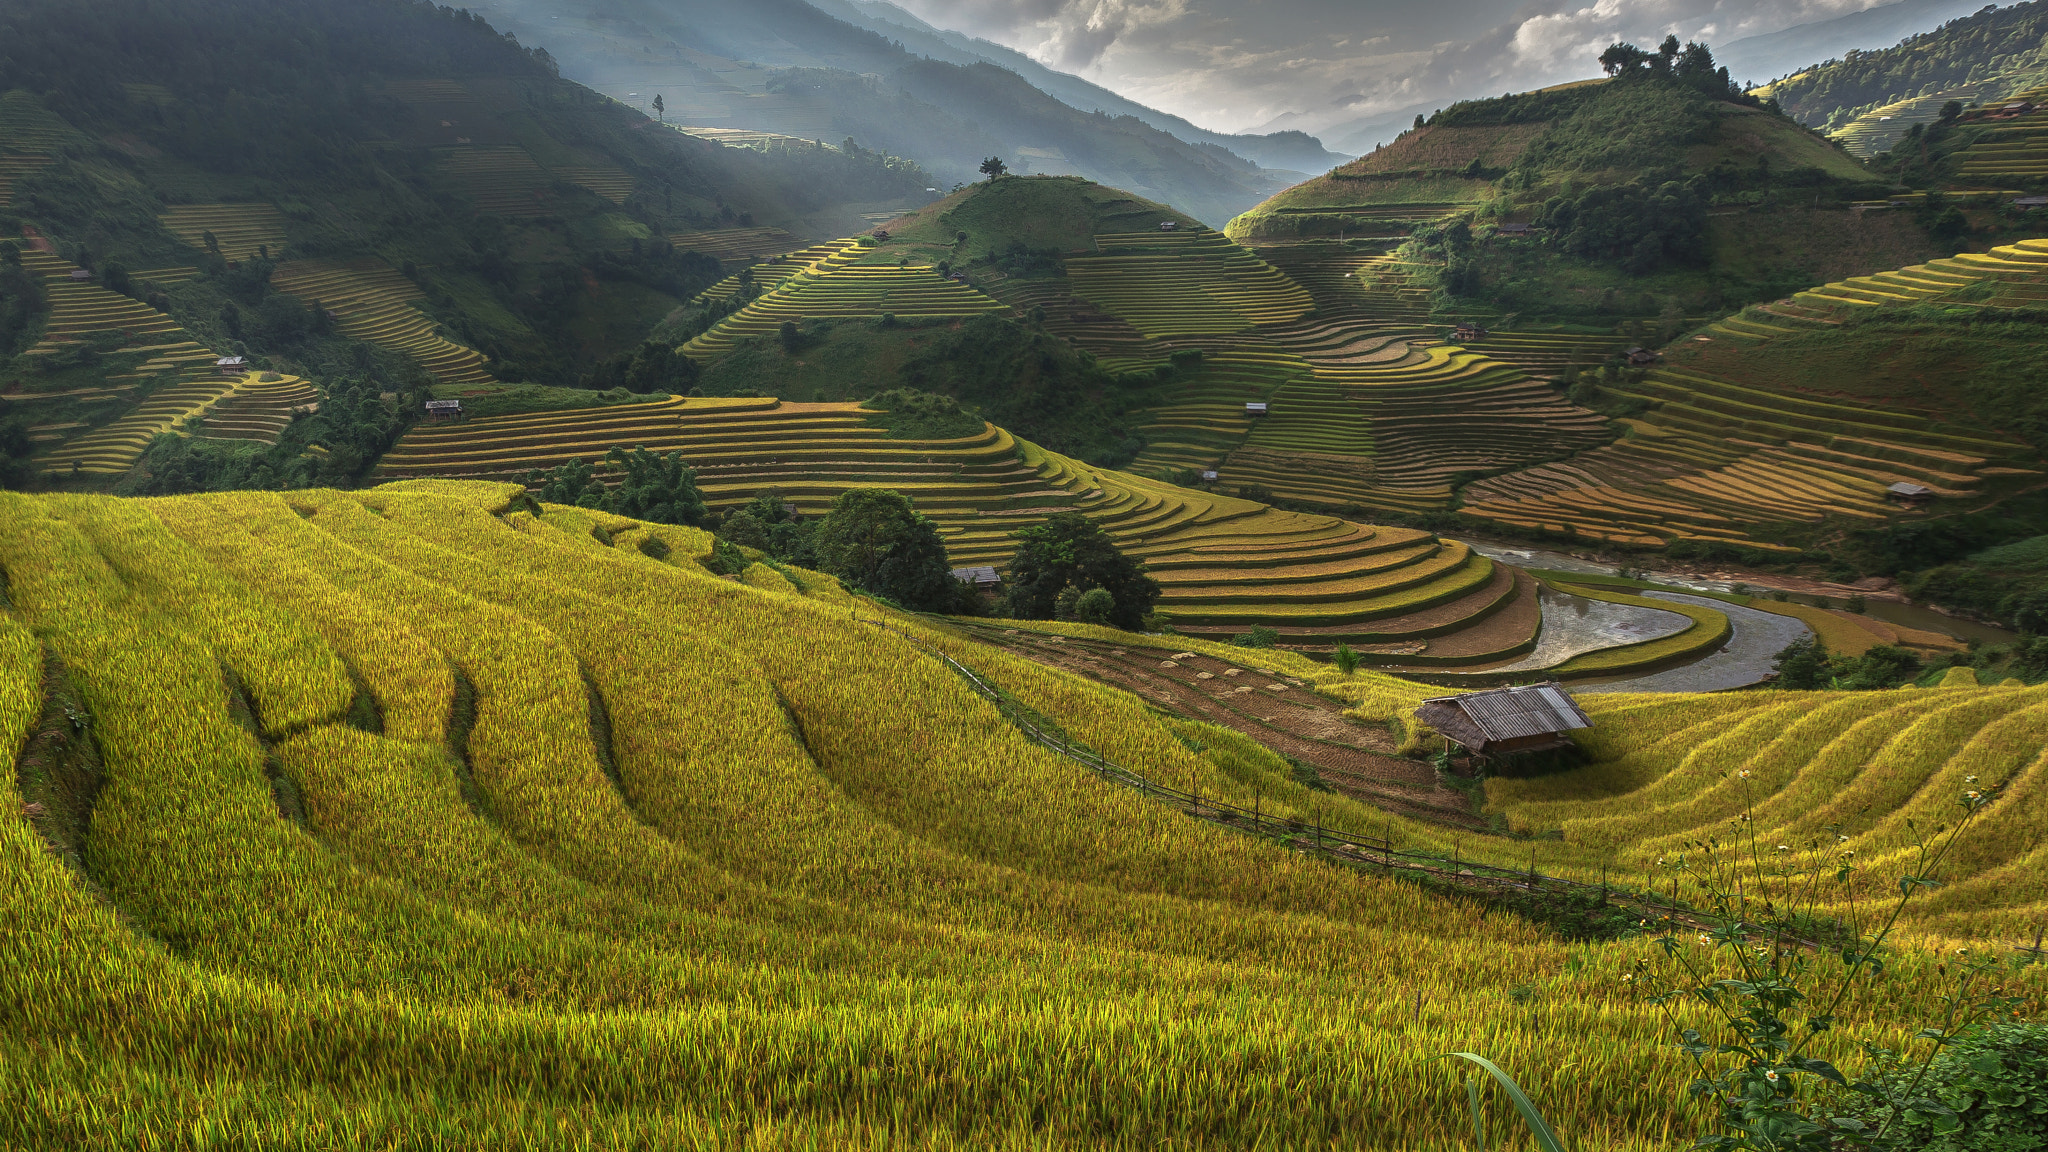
left=1956, top=86, right=2048, bottom=182
left=680, top=243, right=1005, bottom=360
left=1461, top=241, right=2048, bottom=548
left=374, top=397, right=1558, bottom=657
left=0, top=481, right=2037, bottom=1149
left=270, top=257, right=496, bottom=384
left=157, top=203, right=291, bottom=262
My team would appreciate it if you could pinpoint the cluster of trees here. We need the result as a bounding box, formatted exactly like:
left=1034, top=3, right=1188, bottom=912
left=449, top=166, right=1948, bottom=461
left=1597, top=36, right=1746, bottom=102
left=529, top=446, right=711, bottom=526
left=121, top=379, right=419, bottom=495
left=1766, top=2, right=2048, bottom=129
left=1773, top=636, right=1930, bottom=690
left=718, top=491, right=1160, bottom=626
left=1532, top=177, right=1711, bottom=274
left=0, top=242, right=47, bottom=358
left=578, top=341, right=700, bottom=394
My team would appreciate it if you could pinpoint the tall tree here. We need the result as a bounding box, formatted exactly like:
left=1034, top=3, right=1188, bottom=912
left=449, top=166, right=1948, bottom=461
left=1001, top=512, right=1159, bottom=631
left=811, top=489, right=955, bottom=610
left=979, top=156, right=1008, bottom=180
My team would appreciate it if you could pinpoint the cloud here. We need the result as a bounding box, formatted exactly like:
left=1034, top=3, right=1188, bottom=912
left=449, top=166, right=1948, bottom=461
left=886, top=0, right=1910, bottom=139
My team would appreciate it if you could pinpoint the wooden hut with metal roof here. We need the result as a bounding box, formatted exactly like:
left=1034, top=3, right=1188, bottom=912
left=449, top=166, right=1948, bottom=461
left=1415, top=683, right=1592, bottom=758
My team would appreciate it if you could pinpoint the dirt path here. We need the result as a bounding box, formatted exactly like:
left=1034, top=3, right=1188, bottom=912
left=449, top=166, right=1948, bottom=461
left=958, top=624, right=1484, bottom=827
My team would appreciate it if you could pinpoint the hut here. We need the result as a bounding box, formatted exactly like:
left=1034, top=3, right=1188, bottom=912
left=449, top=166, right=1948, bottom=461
left=1625, top=346, right=1660, bottom=367
left=1200, top=470, right=1219, bottom=482
left=1244, top=402, right=1268, bottom=417
left=424, top=398, right=463, bottom=422
left=2013, top=195, right=2048, bottom=210
left=949, top=565, right=1000, bottom=590
left=214, top=355, right=247, bottom=376
left=1159, top=220, right=1179, bottom=231
left=1416, top=683, right=1592, bottom=759
left=1453, top=323, right=1489, bottom=342
left=1886, top=481, right=1934, bottom=505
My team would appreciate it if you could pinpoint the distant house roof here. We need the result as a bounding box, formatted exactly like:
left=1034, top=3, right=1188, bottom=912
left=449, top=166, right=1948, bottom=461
left=1200, top=470, right=1219, bottom=481
left=424, top=399, right=463, bottom=410
left=1625, top=346, right=1659, bottom=365
left=1497, top=222, right=1532, bottom=234
left=67, top=268, right=91, bottom=280
left=2015, top=195, right=2048, bottom=207
left=950, top=565, right=1000, bottom=586
left=1417, top=683, right=1592, bottom=754
left=1245, top=402, right=1268, bottom=414
left=215, top=356, right=246, bottom=367
left=1888, top=481, right=1934, bottom=498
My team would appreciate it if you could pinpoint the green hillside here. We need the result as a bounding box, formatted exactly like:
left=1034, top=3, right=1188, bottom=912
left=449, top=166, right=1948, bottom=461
left=1761, top=0, right=2048, bottom=142
left=0, top=0, right=938, bottom=483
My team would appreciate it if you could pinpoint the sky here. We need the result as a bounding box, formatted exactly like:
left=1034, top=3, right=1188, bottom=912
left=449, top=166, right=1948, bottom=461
left=878, top=0, right=1944, bottom=139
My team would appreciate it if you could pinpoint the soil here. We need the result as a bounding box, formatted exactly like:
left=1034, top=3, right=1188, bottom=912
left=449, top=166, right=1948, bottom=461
left=957, top=623, right=1484, bottom=827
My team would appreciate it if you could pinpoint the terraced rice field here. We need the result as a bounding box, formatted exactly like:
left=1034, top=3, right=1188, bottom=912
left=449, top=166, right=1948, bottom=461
left=669, top=226, right=805, bottom=261
left=14, top=481, right=2040, bottom=1148
left=681, top=244, right=1004, bottom=360
left=0, top=153, right=50, bottom=206
left=1063, top=230, right=1314, bottom=337
left=1462, top=243, right=2048, bottom=547
left=1128, top=352, right=1305, bottom=474
left=271, top=258, right=496, bottom=385
left=15, top=247, right=185, bottom=353
left=436, top=146, right=554, bottom=216
left=1490, top=681, right=2048, bottom=941
left=0, top=89, right=80, bottom=153
left=36, top=373, right=261, bottom=477
left=1957, top=86, right=2048, bottom=182
left=374, top=398, right=1541, bottom=652
left=1826, top=80, right=2010, bottom=159
left=193, top=376, right=320, bottom=444
left=157, top=203, right=291, bottom=262
left=555, top=164, right=634, bottom=204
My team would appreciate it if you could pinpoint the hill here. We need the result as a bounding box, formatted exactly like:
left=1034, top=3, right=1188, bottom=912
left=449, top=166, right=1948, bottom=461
left=462, top=0, right=1302, bottom=225
left=1761, top=0, right=2048, bottom=149
left=3, top=479, right=2043, bottom=1146
left=1459, top=238, right=2048, bottom=566
left=0, top=0, right=954, bottom=483
left=1716, top=0, right=1991, bottom=88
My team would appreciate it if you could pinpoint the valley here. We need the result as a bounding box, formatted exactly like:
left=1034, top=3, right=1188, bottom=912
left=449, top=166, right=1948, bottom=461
left=2, top=0, right=2047, bottom=1147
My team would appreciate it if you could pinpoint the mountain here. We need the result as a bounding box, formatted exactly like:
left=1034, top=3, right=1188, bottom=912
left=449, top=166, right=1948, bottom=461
left=1760, top=0, right=2048, bottom=133
left=806, top=0, right=1349, bottom=173
left=461, top=0, right=1306, bottom=224
left=0, top=0, right=941, bottom=484
left=1716, top=0, right=1993, bottom=86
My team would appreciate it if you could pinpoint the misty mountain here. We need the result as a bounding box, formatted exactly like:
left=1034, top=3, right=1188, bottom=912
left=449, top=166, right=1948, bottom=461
left=806, top=0, right=1348, bottom=173
left=1716, top=0, right=1994, bottom=85
left=464, top=0, right=1309, bottom=224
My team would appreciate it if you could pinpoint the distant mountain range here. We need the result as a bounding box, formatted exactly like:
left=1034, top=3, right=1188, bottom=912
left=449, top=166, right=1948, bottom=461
left=1716, top=0, right=1995, bottom=85
left=466, top=0, right=1345, bottom=225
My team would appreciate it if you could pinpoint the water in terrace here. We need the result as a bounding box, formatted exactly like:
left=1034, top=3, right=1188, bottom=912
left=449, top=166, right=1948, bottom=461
left=1460, top=541, right=2018, bottom=645
left=1574, top=592, right=1814, bottom=694
left=1480, top=585, right=1692, bottom=674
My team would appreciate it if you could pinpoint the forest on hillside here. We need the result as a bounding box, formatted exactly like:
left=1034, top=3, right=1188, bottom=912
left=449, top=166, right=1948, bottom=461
left=1768, top=0, right=2048, bottom=129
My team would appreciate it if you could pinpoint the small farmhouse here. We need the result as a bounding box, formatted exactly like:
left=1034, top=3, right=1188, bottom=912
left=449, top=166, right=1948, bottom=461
left=1245, top=402, right=1268, bottom=416
left=1625, top=346, right=1659, bottom=367
left=1453, top=323, right=1489, bottom=342
left=1886, top=481, right=1934, bottom=505
left=1416, top=683, right=1592, bottom=759
left=424, top=398, right=463, bottom=422
left=214, top=355, right=247, bottom=375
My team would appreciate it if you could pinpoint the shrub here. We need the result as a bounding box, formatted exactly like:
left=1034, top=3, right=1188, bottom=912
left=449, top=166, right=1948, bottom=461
left=1074, top=587, right=1115, bottom=626
left=1234, top=627, right=1280, bottom=649
left=1333, top=642, right=1360, bottom=674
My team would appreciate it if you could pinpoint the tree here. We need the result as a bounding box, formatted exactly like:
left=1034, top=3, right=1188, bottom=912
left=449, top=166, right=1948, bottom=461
left=1075, top=587, right=1114, bottom=625
left=811, top=488, right=956, bottom=610
left=1939, top=99, right=1963, bottom=122
left=602, top=445, right=708, bottom=526
left=1771, top=635, right=1831, bottom=689
left=719, top=490, right=817, bottom=567
left=530, top=457, right=603, bottom=506
left=1413, top=114, right=1426, bottom=129
left=778, top=320, right=802, bottom=352
left=1000, top=511, right=1160, bottom=631
left=979, top=156, right=1008, bottom=180
left=652, top=93, right=664, bottom=122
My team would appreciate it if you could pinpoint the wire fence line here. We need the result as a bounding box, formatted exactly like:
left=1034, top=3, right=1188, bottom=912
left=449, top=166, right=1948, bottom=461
left=876, top=620, right=2048, bottom=957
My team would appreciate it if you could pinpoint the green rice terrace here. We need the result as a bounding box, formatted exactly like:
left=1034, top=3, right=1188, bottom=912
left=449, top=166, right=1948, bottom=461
left=1459, top=239, right=2048, bottom=551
